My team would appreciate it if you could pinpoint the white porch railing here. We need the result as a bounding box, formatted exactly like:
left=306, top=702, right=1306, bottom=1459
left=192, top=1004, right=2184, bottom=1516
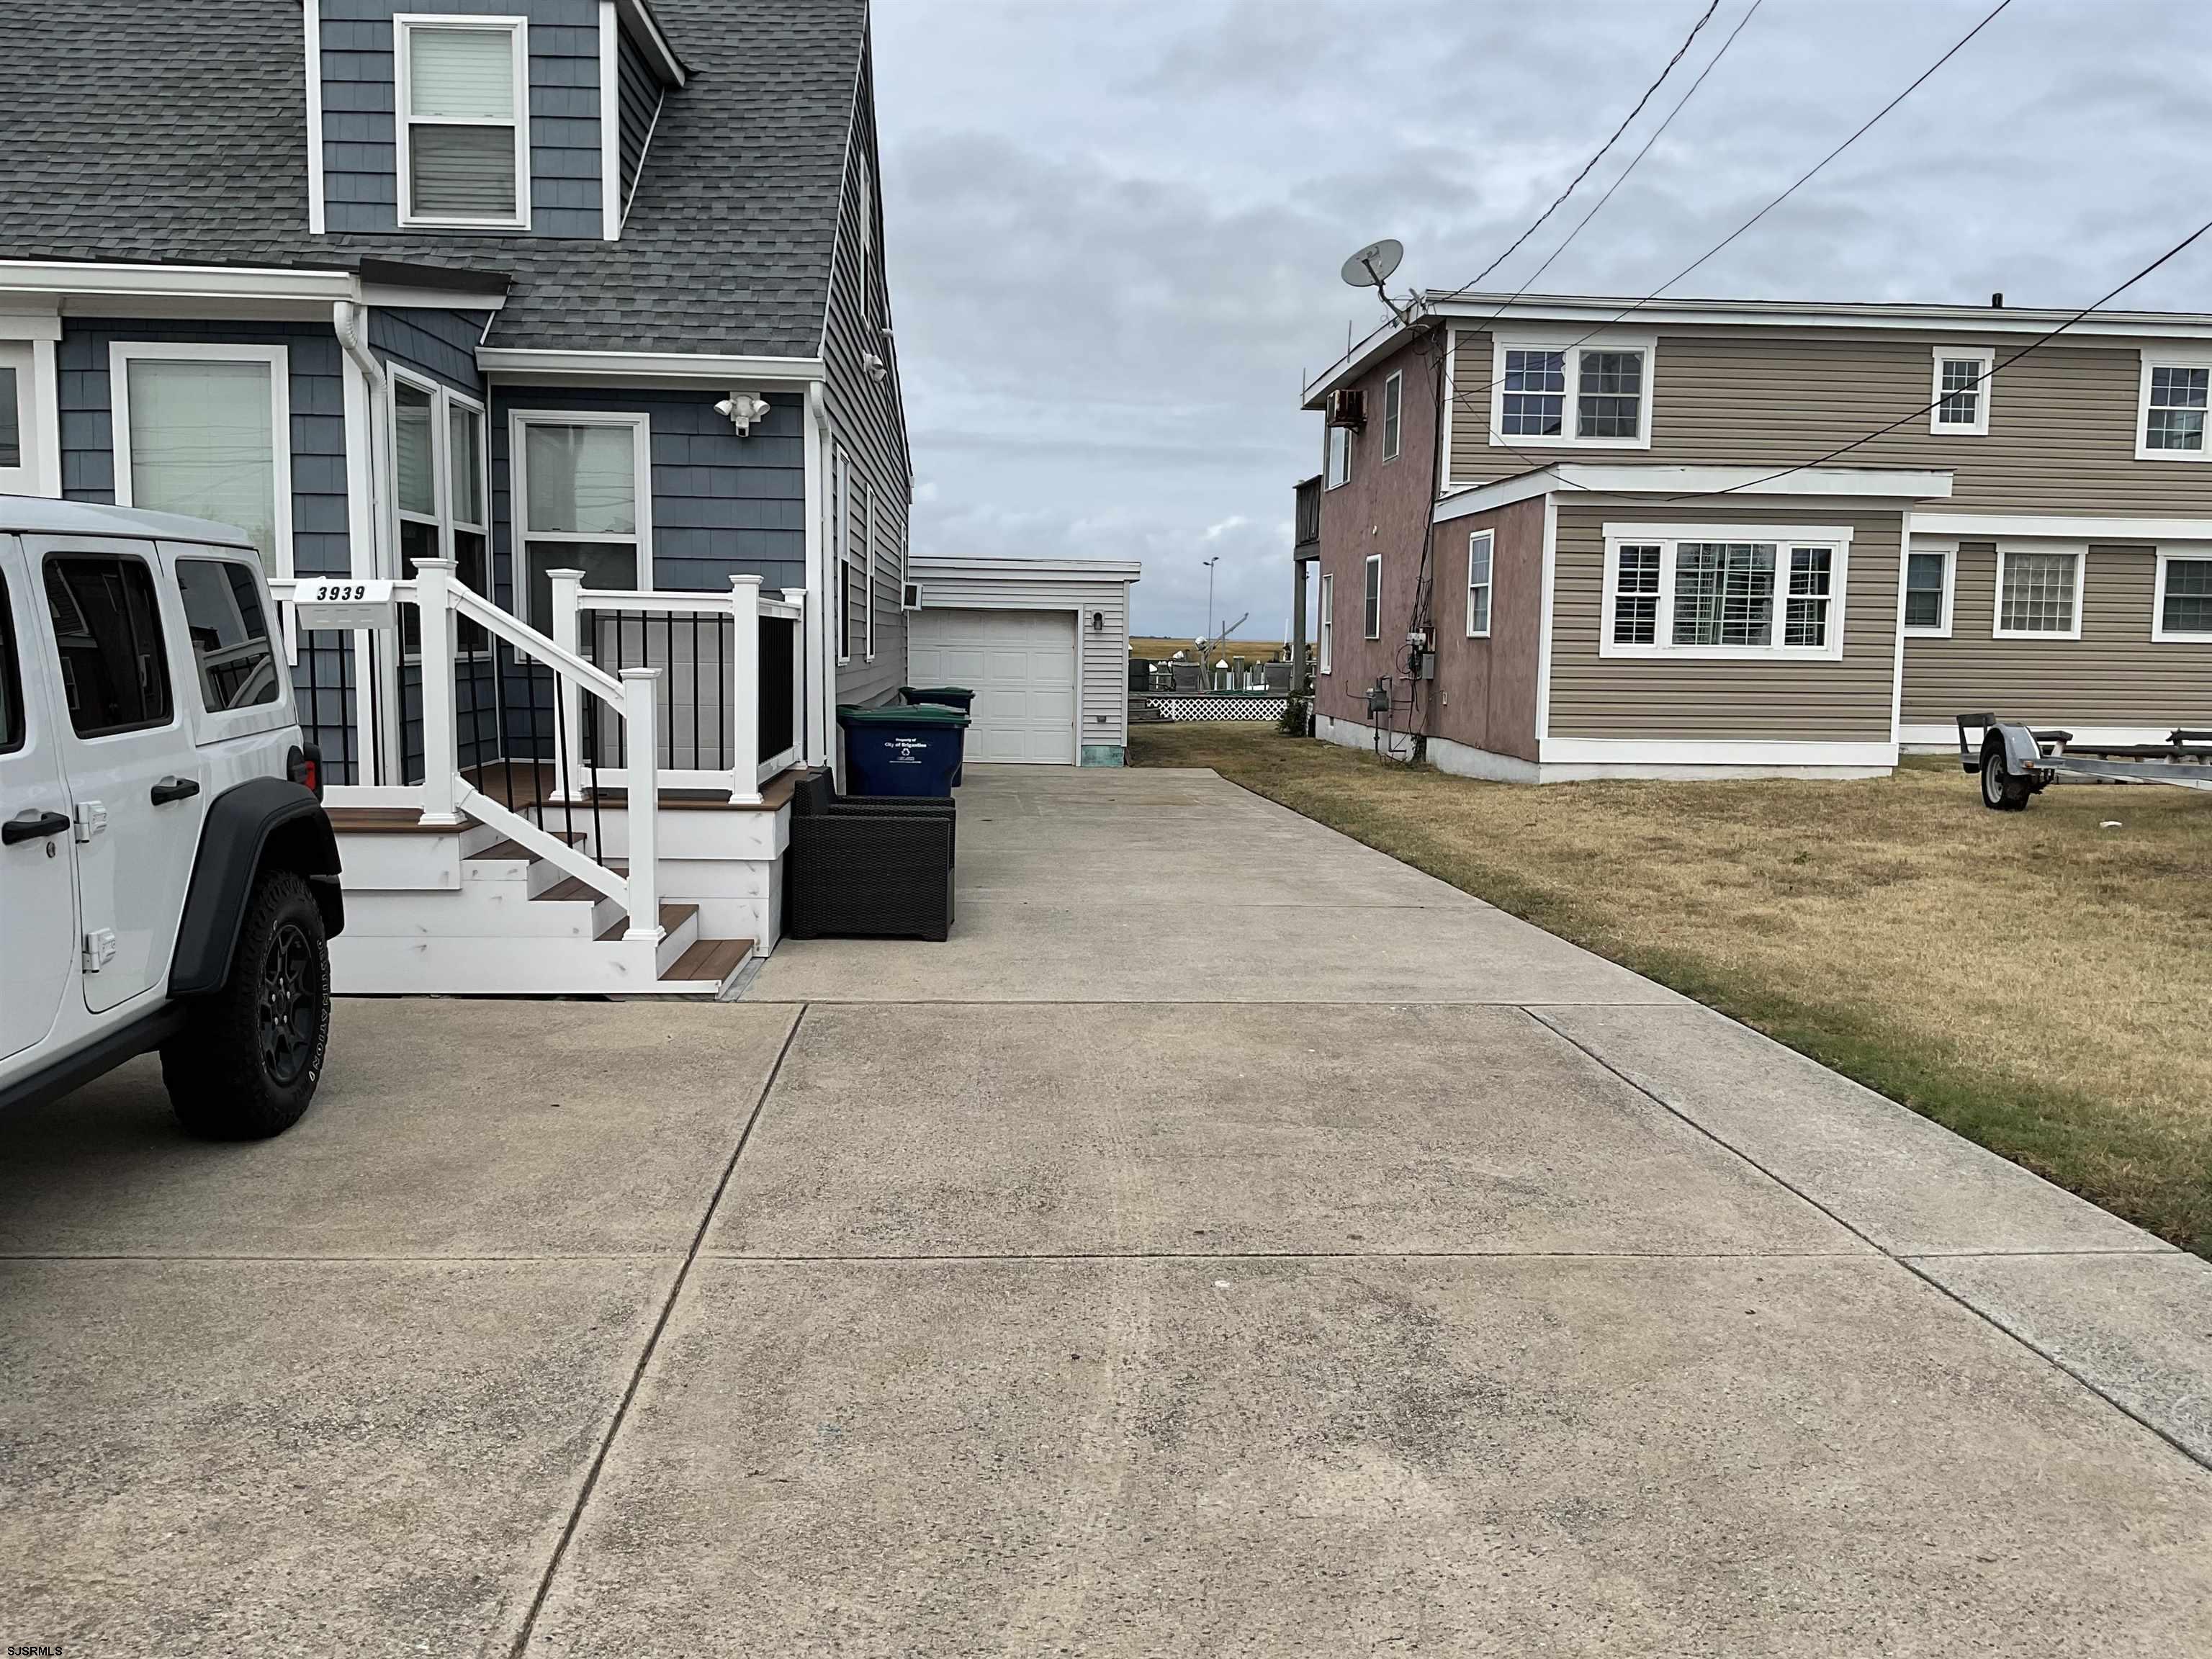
left=551, top=574, right=806, bottom=806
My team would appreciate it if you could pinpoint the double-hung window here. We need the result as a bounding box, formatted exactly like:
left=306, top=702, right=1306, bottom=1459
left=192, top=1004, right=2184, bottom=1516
left=513, top=411, right=649, bottom=633
left=1362, top=553, right=1382, bottom=640
left=1903, top=547, right=1952, bottom=635
left=1325, top=423, right=1353, bottom=490
left=1381, top=370, right=1403, bottom=462
left=834, top=448, right=853, bottom=663
left=109, top=343, right=291, bottom=581
left=1601, top=525, right=1851, bottom=660
left=1318, top=573, right=1334, bottom=673
left=1992, top=546, right=2083, bottom=639
left=1465, top=529, right=1493, bottom=637
left=397, top=16, right=530, bottom=229
left=2138, top=351, right=2212, bottom=459
left=2154, top=551, right=2212, bottom=641
left=1930, top=347, right=1993, bottom=436
left=862, top=477, right=878, bottom=661
left=1492, top=333, right=1654, bottom=449
left=393, top=372, right=492, bottom=652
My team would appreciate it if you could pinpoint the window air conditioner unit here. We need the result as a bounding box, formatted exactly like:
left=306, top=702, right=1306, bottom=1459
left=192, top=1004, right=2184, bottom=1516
left=1325, top=387, right=1366, bottom=429
left=902, top=582, right=921, bottom=611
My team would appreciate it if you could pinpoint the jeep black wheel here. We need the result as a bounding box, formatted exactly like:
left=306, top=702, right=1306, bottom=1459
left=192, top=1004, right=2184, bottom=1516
left=162, top=869, right=331, bottom=1139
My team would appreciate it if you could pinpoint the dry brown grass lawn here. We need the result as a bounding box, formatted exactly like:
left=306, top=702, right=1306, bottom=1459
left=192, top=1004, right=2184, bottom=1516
left=1132, top=721, right=2212, bottom=1256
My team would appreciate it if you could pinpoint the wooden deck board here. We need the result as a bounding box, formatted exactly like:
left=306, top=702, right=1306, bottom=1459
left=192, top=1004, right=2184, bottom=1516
left=660, top=936, right=753, bottom=984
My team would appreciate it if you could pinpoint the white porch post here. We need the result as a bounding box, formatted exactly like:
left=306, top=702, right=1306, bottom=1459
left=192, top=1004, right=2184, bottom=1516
left=548, top=568, right=586, bottom=800
left=728, top=575, right=763, bottom=805
left=621, top=667, right=664, bottom=940
left=412, top=559, right=464, bottom=826
left=783, top=587, right=807, bottom=775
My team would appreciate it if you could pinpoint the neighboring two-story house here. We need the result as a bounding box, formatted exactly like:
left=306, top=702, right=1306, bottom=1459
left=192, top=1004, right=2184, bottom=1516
left=0, top=0, right=912, bottom=993
left=1299, top=292, right=2212, bottom=781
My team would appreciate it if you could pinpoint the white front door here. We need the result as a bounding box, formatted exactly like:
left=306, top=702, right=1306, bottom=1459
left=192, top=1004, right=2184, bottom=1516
left=0, top=536, right=76, bottom=1060
left=909, top=608, right=1079, bottom=764
left=32, top=536, right=204, bottom=1015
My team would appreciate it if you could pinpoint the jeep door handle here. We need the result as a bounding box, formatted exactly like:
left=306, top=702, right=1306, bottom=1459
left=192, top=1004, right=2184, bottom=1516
left=150, top=776, right=201, bottom=806
left=3, top=809, right=71, bottom=845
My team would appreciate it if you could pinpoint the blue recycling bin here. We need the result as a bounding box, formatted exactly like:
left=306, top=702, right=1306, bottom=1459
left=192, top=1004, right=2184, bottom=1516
left=838, top=703, right=969, bottom=798
left=899, top=685, right=976, bottom=783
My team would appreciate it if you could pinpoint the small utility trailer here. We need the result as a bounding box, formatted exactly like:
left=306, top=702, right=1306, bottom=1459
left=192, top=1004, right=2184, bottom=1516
left=1959, top=712, right=2212, bottom=811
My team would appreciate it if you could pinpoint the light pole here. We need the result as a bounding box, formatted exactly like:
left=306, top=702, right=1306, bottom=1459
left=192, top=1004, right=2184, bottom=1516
left=1202, top=555, right=1220, bottom=649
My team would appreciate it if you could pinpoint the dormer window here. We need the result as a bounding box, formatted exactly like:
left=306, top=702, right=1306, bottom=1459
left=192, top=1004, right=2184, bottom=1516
left=395, top=16, right=530, bottom=230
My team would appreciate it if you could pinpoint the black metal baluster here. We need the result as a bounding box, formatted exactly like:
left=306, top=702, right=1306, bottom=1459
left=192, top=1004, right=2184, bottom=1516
left=553, top=675, right=572, bottom=855
left=688, top=611, right=701, bottom=776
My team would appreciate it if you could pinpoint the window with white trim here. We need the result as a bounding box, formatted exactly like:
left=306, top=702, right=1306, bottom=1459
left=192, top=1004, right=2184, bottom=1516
left=1362, top=553, right=1381, bottom=639
left=1318, top=572, right=1334, bottom=673
left=110, top=342, right=291, bottom=580
left=1600, top=525, right=1851, bottom=660
left=392, top=372, right=492, bottom=654
left=2139, top=352, right=2212, bottom=459
left=832, top=448, right=852, bottom=663
left=2156, top=552, right=2212, bottom=639
left=1465, top=529, right=1492, bottom=637
left=1492, top=333, right=1653, bottom=449
left=862, top=477, right=878, bottom=660
left=0, top=350, right=21, bottom=477
left=1382, top=370, right=1403, bottom=462
left=1993, top=547, right=2081, bottom=638
left=1325, top=423, right=1352, bottom=489
left=396, top=16, right=529, bottom=229
left=1902, top=547, right=1951, bottom=634
left=513, top=410, right=649, bottom=632
left=1930, top=347, right=1992, bottom=436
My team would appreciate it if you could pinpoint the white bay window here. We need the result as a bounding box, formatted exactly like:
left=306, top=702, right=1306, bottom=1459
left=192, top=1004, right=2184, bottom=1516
left=397, top=16, right=530, bottom=229
left=1601, top=523, right=1851, bottom=660
left=109, top=342, right=290, bottom=579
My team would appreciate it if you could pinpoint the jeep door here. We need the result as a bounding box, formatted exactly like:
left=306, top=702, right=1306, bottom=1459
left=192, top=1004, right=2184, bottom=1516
left=0, top=534, right=75, bottom=1060
left=30, top=536, right=204, bottom=1014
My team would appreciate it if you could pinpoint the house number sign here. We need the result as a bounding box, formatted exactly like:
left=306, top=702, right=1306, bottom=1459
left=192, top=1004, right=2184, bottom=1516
left=292, top=578, right=398, bottom=629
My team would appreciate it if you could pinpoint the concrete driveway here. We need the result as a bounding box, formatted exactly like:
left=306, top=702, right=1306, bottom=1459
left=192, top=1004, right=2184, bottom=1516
left=5, top=765, right=2210, bottom=1655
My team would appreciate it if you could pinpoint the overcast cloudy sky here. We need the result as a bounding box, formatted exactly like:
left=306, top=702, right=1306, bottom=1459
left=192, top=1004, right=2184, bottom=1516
left=870, top=0, right=2209, bottom=640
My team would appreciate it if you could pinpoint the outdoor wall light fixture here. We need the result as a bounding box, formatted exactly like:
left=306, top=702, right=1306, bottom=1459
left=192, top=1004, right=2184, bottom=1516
left=1091, top=610, right=1105, bottom=631
left=714, top=391, right=773, bottom=436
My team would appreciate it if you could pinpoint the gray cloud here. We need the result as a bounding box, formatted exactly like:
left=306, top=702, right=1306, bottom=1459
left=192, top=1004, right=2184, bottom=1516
left=874, top=0, right=2212, bottom=638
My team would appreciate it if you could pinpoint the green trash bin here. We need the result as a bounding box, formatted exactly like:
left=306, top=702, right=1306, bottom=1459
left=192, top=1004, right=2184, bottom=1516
left=899, top=686, right=976, bottom=782
left=838, top=702, right=969, bottom=798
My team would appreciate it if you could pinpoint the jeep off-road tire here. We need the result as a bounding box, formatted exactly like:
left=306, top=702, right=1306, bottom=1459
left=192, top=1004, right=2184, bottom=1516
left=161, top=868, right=331, bottom=1139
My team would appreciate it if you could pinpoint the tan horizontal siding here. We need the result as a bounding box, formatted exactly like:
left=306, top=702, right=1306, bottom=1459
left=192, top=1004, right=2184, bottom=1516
left=1451, top=326, right=2212, bottom=516
left=1548, top=499, right=1902, bottom=742
left=1901, top=541, right=2212, bottom=727
left=914, top=572, right=1133, bottom=745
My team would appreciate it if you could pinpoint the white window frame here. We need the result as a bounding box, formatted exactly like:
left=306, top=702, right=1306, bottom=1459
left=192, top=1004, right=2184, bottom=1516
left=1362, top=552, right=1382, bottom=641
left=0, top=338, right=47, bottom=495
left=390, top=369, right=493, bottom=658
left=862, top=477, right=878, bottom=662
left=1318, top=572, right=1333, bottom=674
left=2136, top=348, right=2212, bottom=462
left=1929, top=346, right=1993, bottom=436
left=394, top=14, right=532, bottom=231
left=1599, top=523, right=1852, bottom=662
left=1325, top=423, right=1353, bottom=490
left=1381, top=369, right=1403, bottom=462
left=508, top=408, right=652, bottom=628
left=1990, top=541, right=2086, bottom=642
left=109, top=341, right=294, bottom=582
left=1465, top=528, right=1493, bottom=638
left=1901, top=540, right=1955, bottom=639
left=856, top=153, right=874, bottom=307
left=1490, top=329, right=1656, bottom=451
left=2151, top=547, right=2212, bottom=643
left=833, top=446, right=852, bottom=665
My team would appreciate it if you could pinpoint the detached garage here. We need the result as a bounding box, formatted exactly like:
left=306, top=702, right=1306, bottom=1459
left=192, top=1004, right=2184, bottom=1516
left=906, top=555, right=1141, bottom=766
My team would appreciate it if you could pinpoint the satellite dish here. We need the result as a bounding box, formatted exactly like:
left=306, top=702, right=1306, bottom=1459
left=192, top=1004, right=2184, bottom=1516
left=1339, top=238, right=1404, bottom=289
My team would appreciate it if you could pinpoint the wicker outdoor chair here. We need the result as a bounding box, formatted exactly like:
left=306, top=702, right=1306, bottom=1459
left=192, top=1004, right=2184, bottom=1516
left=783, top=773, right=957, bottom=941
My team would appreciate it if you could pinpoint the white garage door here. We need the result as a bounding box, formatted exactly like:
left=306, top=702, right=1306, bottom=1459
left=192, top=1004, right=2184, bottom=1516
left=909, top=608, right=1078, bottom=764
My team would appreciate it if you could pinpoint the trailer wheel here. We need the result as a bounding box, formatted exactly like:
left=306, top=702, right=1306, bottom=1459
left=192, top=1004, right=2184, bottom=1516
left=1980, top=744, right=2031, bottom=811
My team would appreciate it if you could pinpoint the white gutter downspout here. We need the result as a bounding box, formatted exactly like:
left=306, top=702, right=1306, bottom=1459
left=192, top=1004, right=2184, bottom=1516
left=333, top=299, right=394, bottom=786
left=803, top=378, right=835, bottom=777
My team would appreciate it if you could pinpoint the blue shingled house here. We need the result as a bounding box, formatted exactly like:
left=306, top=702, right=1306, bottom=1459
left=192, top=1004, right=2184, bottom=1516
left=0, top=0, right=914, bottom=993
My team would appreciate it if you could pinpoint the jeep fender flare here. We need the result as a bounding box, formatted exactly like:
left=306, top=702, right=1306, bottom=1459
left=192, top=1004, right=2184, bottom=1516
left=168, top=779, right=344, bottom=998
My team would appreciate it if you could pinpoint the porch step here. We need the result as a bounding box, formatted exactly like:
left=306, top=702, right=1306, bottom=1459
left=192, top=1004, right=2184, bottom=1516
left=536, top=867, right=629, bottom=904
left=470, top=832, right=586, bottom=863
left=660, top=936, right=754, bottom=987
left=595, top=902, right=696, bottom=944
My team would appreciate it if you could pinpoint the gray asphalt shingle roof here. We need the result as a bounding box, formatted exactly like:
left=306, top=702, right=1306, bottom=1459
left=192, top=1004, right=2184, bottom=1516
left=0, top=0, right=861, bottom=357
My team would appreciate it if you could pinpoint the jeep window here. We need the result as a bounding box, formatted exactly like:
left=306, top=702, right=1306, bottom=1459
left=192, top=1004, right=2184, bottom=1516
left=176, top=557, right=280, bottom=711
left=0, top=571, right=23, bottom=752
left=43, top=553, right=174, bottom=737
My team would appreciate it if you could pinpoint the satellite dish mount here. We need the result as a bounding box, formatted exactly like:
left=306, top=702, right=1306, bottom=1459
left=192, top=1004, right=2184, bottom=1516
left=1339, top=238, right=1409, bottom=324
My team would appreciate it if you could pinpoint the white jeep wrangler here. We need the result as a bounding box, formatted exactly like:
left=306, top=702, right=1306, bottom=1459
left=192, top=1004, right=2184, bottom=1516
left=1, top=499, right=343, bottom=1138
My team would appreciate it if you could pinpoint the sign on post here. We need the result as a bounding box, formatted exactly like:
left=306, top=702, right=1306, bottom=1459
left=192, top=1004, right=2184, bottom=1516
left=292, top=578, right=398, bottom=630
